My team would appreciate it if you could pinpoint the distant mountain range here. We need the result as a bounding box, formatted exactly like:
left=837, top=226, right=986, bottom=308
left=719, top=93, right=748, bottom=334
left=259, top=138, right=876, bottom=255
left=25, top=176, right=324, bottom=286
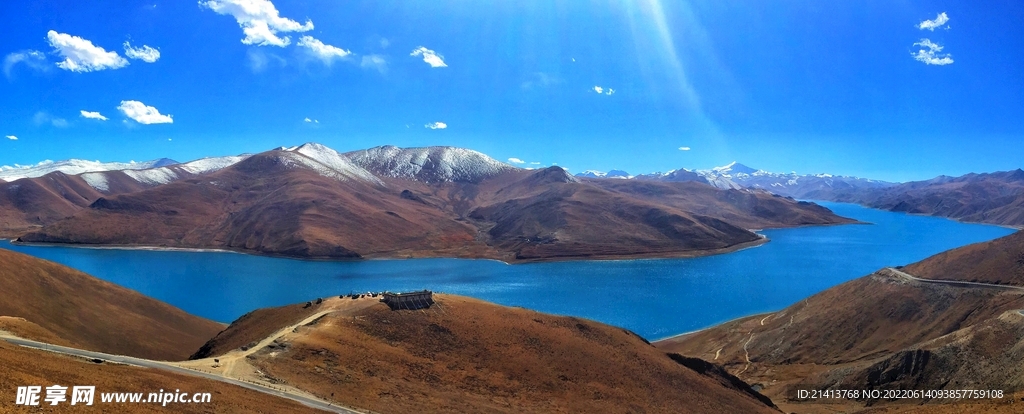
left=0, top=158, right=179, bottom=182
left=1, top=143, right=850, bottom=261
left=579, top=162, right=1024, bottom=227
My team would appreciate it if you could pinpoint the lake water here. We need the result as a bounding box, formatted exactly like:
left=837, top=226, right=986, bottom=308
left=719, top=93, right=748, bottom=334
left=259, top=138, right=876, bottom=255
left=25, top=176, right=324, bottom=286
left=1, top=202, right=1015, bottom=339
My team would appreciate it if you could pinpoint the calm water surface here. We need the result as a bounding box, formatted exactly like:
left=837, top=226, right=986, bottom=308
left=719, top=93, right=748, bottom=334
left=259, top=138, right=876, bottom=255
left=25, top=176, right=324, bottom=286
left=1, top=203, right=1015, bottom=339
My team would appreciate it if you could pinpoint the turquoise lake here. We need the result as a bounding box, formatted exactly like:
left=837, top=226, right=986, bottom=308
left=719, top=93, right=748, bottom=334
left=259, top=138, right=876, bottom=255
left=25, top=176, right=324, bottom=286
left=1, top=202, right=1016, bottom=340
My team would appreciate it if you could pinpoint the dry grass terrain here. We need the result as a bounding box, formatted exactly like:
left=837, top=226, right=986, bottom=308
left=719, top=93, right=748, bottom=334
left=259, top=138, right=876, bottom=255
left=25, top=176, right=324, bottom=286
left=0, top=341, right=321, bottom=413
left=656, top=231, right=1024, bottom=413
left=224, top=294, right=781, bottom=414
left=0, top=248, right=224, bottom=361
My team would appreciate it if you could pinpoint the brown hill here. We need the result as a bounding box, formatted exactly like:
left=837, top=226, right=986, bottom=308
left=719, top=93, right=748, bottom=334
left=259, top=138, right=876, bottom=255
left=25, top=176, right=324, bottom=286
left=825, top=169, right=1024, bottom=227
left=655, top=230, right=1024, bottom=413
left=200, top=294, right=779, bottom=414
left=903, top=230, right=1024, bottom=286
left=18, top=143, right=852, bottom=262
left=0, top=248, right=224, bottom=361
left=0, top=172, right=102, bottom=236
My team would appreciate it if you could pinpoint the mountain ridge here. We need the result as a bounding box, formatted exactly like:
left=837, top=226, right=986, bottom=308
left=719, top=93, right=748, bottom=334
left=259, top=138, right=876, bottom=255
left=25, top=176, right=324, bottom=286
left=10, top=143, right=853, bottom=262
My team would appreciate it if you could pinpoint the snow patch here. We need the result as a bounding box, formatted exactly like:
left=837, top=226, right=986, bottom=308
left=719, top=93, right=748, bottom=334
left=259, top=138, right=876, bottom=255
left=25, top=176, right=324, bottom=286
left=80, top=172, right=110, bottom=192
left=124, top=168, right=180, bottom=186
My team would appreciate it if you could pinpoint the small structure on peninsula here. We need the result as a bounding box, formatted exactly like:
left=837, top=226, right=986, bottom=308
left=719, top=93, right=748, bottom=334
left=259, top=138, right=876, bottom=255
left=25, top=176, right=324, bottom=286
left=381, top=290, right=434, bottom=310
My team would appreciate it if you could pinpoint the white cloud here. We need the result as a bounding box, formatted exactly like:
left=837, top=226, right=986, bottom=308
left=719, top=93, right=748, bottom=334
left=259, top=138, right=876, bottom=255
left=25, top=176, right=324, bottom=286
left=593, top=86, right=603, bottom=94
left=507, top=158, right=525, bottom=164
left=297, top=36, right=351, bottom=64
left=199, top=0, right=313, bottom=47
left=912, top=39, right=953, bottom=65
left=678, top=146, right=691, bottom=151
left=530, top=162, right=541, bottom=165
left=918, top=12, right=949, bottom=31
left=360, top=55, right=387, bottom=73
left=3, top=50, right=49, bottom=78
left=118, top=100, right=173, bottom=124
left=5, top=135, right=17, bottom=141
left=46, top=31, right=129, bottom=72
left=123, top=42, right=161, bottom=63
left=424, top=122, right=447, bottom=130
left=410, top=47, right=447, bottom=68
left=593, top=85, right=615, bottom=95
left=80, top=110, right=108, bottom=121
left=303, top=117, right=318, bottom=123
left=605, top=88, right=615, bottom=96
left=33, top=112, right=68, bottom=128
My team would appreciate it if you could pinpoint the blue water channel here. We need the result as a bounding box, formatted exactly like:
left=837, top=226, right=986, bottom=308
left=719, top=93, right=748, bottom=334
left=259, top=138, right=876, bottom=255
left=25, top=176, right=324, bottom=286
left=1, top=202, right=1015, bottom=339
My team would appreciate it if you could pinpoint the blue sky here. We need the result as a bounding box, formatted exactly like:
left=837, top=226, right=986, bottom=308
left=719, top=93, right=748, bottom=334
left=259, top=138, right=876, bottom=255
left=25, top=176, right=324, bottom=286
left=1, top=0, right=1022, bottom=182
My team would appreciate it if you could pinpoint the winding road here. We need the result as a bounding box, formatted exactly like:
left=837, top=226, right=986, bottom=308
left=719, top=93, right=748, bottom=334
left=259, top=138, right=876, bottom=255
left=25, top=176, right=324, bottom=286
left=0, top=311, right=364, bottom=414
left=885, top=267, right=1024, bottom=292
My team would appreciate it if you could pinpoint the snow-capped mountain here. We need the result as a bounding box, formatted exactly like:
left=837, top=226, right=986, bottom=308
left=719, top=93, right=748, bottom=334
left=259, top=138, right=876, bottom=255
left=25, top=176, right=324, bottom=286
left=344, top=145, right=518, bottom=183
left=79, top=154, right=251, bottom=192
left=576, top=169, right=631, bottom=179
left=577, top=161, right=896, bottom=197
left=280, top=143, right=384, bottom=185
left=0, top=158, right=178, bottom=182
left=708, top=162, right=759, bottom=177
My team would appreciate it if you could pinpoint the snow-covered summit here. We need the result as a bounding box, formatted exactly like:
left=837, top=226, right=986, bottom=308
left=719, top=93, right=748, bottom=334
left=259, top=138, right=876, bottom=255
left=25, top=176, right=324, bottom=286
left=344, top=145, right=518, bottom=183
left=575, top=169, right=632, bottom=179
left=0, top=158, right=178, bottom=182
left=281, top=143, right=384, bottom=185
left=708, top=162, right=759, bottom=177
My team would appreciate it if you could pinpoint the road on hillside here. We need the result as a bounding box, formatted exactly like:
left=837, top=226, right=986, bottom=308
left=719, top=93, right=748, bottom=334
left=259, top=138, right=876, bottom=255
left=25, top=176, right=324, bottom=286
left=885, top=267, right=1024, bottom=292
left=0, top=335, right=360, bottom=414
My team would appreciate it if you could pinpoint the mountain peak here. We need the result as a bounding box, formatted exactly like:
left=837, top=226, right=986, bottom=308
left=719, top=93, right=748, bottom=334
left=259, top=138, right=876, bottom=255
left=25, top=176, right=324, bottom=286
left=713, top=162, right=758, bottom=175
left=345, top=145, right=517, bottom=183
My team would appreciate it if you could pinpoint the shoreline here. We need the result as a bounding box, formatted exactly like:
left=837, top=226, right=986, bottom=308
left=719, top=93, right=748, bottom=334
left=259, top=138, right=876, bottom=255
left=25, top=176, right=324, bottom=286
left=6, top=235, right=773, bottom=265
left=650, top=312, right=772, bottom=344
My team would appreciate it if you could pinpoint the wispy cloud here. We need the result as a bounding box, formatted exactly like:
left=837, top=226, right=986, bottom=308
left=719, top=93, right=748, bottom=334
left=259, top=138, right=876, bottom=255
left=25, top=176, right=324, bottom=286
left=424, top=122, right=447, bottom=130
left=678, top=146, right=691, bottom=151
left=118, top=100, right=173, bottom=124
left=521, top=72, right=560, bottom=90
left=3, top=50, right=49, bottom=79
left=5, top=135, right=17, bottom=141
left=297, top=36, right=351, bottom=64
left=47, top=31, right=128, bottom=72
left=918, top=12, right=949, bottom=31
left=530, top=162, right=541, bottom=165
left=33, top=112, right=68, bottom=128
left=360, top=55, right=387, bottom=73
left=410, top=47, right=447, bottom=68
left=199, top=0, right=313, bottom=47
left=80, top=110, right=108, bottom=121
left=246, top=48, right=286, bottom=73
left=303, top=117, right=318, bottom=123
left=123, top=42, right=161, bottom=63
left=912, top=39, right=953, bottom=65
left=507, top=158, right=525, bottom=164
left=593, top=85, right=615, bottom=95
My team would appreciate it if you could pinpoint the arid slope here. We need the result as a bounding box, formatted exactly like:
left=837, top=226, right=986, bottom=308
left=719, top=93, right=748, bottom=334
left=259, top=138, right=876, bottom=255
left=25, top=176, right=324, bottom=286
left=0, top=248, right=224, bottom=361
left=656, top=230, right=1024, bottom=413
left=204, top=295, right=780, bottom=414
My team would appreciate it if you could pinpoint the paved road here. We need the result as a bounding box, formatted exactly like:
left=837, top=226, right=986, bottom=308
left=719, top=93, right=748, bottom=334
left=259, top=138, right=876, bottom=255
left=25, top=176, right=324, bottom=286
left=885, top=267, right=1024, bottom=292
left=0, top=335, right=360, bottom=414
